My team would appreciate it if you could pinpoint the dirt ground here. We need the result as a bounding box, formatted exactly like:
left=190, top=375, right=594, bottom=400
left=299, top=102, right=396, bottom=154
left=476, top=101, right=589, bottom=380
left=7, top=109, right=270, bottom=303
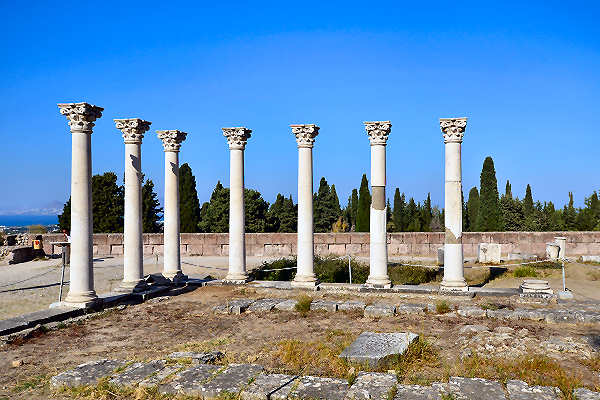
left=1, top=285, right=599, bottom=399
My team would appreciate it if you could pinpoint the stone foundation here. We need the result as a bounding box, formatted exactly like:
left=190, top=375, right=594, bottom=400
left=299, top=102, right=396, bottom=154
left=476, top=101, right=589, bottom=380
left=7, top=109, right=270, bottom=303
left=40, top=231, right=600, bottom=258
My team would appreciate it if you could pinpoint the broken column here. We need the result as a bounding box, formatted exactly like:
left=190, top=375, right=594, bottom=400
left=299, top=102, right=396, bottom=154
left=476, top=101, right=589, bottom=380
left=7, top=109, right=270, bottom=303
left=222, top=127, right=252, bottom=283
left=57, top=102, right=103, bottom=306
left=115, top=118, right=152, bottom=292
left=365, top=121, right=392, bottom=288
left=440, top=118, right=468, bottom=291
left=291, top=124, right=320, bottom=287
left=157, top=130, right=188, bottom=282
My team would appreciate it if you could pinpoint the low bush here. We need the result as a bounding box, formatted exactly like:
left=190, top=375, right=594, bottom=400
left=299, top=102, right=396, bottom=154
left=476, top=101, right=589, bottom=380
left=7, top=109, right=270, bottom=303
left=389, top=264, right=441, bottom=285
left=513, top=266, right=538, bottom=278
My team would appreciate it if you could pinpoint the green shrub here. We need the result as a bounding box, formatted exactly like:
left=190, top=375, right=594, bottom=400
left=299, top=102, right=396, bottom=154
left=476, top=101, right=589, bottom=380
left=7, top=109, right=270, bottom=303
left=389, top=264, right=440, bottom=285
left=250, top=258, right=297, bottom=281
left=513, top=266, right=538, bottom=278
left=295, top=295, right=313, bottom=313
left=435, top=301, right=451, bottom=314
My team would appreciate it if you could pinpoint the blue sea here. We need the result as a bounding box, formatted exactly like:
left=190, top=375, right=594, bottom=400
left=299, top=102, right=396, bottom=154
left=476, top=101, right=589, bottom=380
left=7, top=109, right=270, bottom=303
left=0, top=215, right=58, bottom=227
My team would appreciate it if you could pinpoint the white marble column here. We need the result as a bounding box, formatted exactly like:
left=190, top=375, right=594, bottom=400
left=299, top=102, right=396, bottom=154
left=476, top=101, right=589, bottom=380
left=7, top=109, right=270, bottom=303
left=291, top=124, right=319, bottom=288
left=222, top=127, right=252, bottom=283
left=57, top=102, right=103, bottom=307
left=157, top=130, right=188, bottom=282
left=365, top=121, right=392, bottom=288
left=440, top=118, right=468, bottom=291
left=115, top=118, right=151, bottom=292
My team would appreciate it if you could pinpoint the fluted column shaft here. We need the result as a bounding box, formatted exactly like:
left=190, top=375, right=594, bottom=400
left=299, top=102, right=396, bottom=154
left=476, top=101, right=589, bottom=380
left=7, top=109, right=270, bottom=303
left=115, top=118, right=151, bottom=291
left=365, top=121, right=391, bottom=288
left=440, top=118, right=468, bottom=291
left=57, top=102, right=103, bottom=306
left=223, top=127, right=252, bottom=282
left=291, top=124, right=319, bottom=287
left=157, top=130, right=188, bottom=282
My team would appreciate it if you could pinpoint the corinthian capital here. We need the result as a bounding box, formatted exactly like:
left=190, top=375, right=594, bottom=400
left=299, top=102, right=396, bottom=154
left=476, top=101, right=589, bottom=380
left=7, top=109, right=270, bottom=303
left=364, top=121, right=391, bottom=145
left=157, top=130, right=188, bottom=152
left=222, top=127, right=252, bottom=150
left=57, top=102, right=103, bottom=133
left=440, top=118, right=467, bottom=143
left=114, top=118, right=152, bottom=144
left=291, top=124, right=319, bottom=148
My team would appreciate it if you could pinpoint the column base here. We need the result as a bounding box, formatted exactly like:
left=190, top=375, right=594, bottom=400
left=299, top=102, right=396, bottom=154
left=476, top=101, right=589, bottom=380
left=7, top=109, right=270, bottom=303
left=114, top=279, right=148, bottom=293
left=365, top=276, right=392, bottom=289
left=291, top=275, right=319, bottom=288
left=162, top=271, right=188, bottom=284
left=440, top=279, right=469, bottom=292
left=223, top=272, right=251, bottom=284
left=51, top=292, right=100, bottom=309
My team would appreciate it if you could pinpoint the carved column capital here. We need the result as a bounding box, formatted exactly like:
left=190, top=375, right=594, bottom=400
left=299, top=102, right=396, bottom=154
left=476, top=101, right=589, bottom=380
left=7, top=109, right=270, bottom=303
left=157, top=130, right=188, bottom=152
left=364, top=121, right=391, bottom=145
left=114, top=118, right=151, bottom=144
left=440, top=118, right=467, bottom=143
left=291, top=124, right=319, bottom=148
left=222, top=127, right=252, bottom=150
left=57, top=102, right=103, bottom=133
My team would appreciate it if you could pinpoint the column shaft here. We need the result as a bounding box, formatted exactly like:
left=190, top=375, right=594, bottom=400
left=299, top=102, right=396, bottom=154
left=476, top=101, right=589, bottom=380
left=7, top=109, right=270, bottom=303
left=122, top=142, right=144, bottom=290
left=66, top=131, right=97, bottom=303
left=163, top=150, right=182, bottom=279
left=295, top=146, right=316, bottom=282
left=227, top=148, right=247, bottom=281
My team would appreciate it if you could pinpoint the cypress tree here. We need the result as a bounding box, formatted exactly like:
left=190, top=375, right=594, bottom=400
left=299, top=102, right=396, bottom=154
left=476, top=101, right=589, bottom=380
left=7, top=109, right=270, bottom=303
left=523, top=184, right=534, bottom=218
left=421, top=193, right=432, bottom=231
left=198, top=181, right=229, bottom=232
left=350, top=189, right=359, bottom=228
left=92, top=172, right=124, bottom=233
left=476, top=156, right=501, bottom=231
left=405, top=198, right=420, bottom=232
left=466, top=187, right=480, bottom=232
left=505, top=180, right=512, bottom=199
left=563, top=192, right=577, bottom=230
left=179, top=163, right=200, bottom=233
left=392, top=188, right=405, bottom=232
left=142, top=179, right=163, bottom=233
left=356, top=174, right=371, bottom=232
left=58, top=198, right=71, bottom=232
left=268, top=194, right=297, bottom=232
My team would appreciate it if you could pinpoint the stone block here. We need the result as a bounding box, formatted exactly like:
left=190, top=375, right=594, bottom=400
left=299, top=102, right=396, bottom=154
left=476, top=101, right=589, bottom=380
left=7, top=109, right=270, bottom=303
left=485, top=309, right=513, bottom=320
left=351, top=233, right=370, bottom=244
left=364, top=304, right=395, bottom=317
left=159, top=364, right=220, bottom=395
left=111, top=244, right=123, bottom=255
left=478, top=243, right=501, bottom=263
left=339, top=332, right=418, bottom=367
left=203, top=244, right=221, bottom=256
left=221, top=244, right=229, bottom=256
left=248, top=298, right=285, bottom=312
left=107, top=234, right=123, bottom=245
left=153, top=245, right=164, bottom=255
left=334, top=234, right=352, bottom=244
left=95, top=244, right=110, bottom=255
left=187, top=244, right=203, bottom=256
left=274, top=299, right=298, bottom=311
left=359, top=244, right=370, bottom=256
left=241, top=373, right=297, bottom=400
left=445, top=377, right=506, bottom=400
left=506, top=379, right=560, bottom=399
left=437, top=247, right=444, bottom=265
left=344, top=372, right=397, bottom=400
left=215, top=233, right=229, bottom=244
left=346, top=243, right=362, bottom=254
left=93, top=234, right=109, bottom=245
left=139, top=365, right=181, bottom=388
left=143, top=245, right=154, bottom=255
left=457, top=306, right=487, bottom=318
left=197, top=363, right=263, bottom=399
left=582, top=255, right=600, bottom=263
left=395, top=304, right=427, bottom=315
left=315, top=243, right=329, bottom=255
left=310, top=300, right=338, bottom=312
left=328, top=244, right=346, bottom=255
left=110, top=360, right=166, bottom=386
left=573, top=388, right=600, bottom=400
left=394, top=384, right=442, bottom=399
left=286, top=376, right=349, bottom=400
left=338, top=301, right=366, bottom=312
left=247, top=244, right=265, bottom=257
left=228, top=299, right=255, bottom=314
left=167, top=351, right=224, bottom=364
left=51, top=359, right=127, bottom=387
left=146, top=234, right=163, bottom=245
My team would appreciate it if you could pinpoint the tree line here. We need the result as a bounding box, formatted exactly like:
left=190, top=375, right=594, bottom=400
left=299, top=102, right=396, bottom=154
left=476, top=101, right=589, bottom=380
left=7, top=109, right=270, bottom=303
left=58, top=158, right=600, bottom=233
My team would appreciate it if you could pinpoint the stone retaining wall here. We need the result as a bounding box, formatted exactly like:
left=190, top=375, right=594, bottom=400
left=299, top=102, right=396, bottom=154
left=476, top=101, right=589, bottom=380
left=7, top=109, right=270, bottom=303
left=41, top=232, right=600, bottom=258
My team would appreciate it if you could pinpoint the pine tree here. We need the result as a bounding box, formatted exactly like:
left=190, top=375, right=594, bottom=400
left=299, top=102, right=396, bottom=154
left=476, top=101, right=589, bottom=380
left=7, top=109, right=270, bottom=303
left=267, top=194, right=297, bottom=232
left=356, top=174, right=371, bottom=232
left=244, top=189, right=270, bottom=233
left=313, top=178, right=341, bottom=232
left=476, top=156, right=501, bottom=231
left=421, top=193, right=433, bottom=232
left=142, top=179, right=163, bottom=233
left=500, top=196, right=524, bottom=231
left=405, top=198, right=420, bottom=232
left=179, top=163, right=200, bottom=233
left=198, top=181, right=229, bottom=232
left=466, top=187, right=480, bottom=232
left=58, top=198, right=71, bottom=232
left=392, top=188, right=405, bottom=232
left=563, top=192, right=577, bottom=230
left=92, top=172, right=124, bottom=233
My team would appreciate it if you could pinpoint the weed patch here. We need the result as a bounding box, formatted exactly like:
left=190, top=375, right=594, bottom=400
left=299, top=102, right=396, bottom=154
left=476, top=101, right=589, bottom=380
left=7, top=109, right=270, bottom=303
left=513, top=266, right=538, bottom=278
left=295, top=295, right=313, bottom=313
left=435, top=301, right=451, bottom=314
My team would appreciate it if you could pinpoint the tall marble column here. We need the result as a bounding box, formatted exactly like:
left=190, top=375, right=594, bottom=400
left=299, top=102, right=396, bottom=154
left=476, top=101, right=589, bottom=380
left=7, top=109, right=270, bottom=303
left=365, top=121, right=392, bottom=288
left=157, top=130, right=188, bottom=282
left=291, top=124, right=319, bottom=288
left=440, top=118, right=468, bottom=291
left=57, top=102, right=103, bottom=306
left=222, top=127, right=252, bottom=283
left=115, top=118, right=151, bottom=292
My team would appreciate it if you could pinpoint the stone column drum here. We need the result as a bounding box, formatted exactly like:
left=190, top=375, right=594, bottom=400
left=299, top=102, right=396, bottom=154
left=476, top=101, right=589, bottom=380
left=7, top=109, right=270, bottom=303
left=157, top=130, right=188, bottom=282
left=223, top=127, right=252, bottom=283
left=440, top=118, right=468, bottom=291
left=365, top=121, right=392, bottom=288
left=115, top=118, right=152, bottom=292
left=291, top=124, right=320, bottom=288
left=57, top=102, right=103, bottom=306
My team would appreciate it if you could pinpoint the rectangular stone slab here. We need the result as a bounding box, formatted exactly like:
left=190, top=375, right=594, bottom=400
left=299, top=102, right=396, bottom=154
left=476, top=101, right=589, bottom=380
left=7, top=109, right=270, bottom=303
left=285, top=375, right=349, bottom=400
left=240, top=373, right=297, bottom=400
left=344, top=372, right=397, bottom=400
left=506, top=380, right=560, bottom=400
left=159, top=364, right=221, bottom=394
left=364, top=304, right=395, bottom=317
left=110, top=360, right=166, bottom=386
left=445, top=377, right=506, bottom=400
left=51, top=359, right=126, bottom=387
left=139, top=364, right=181, bottom=387
left=310, top=300, right=338, bottom=312
left=197, top=363, right=264, bottom=398
left=338, top=301, right=366, bottom=312
left=573, top=388, right=600, bottom=400
left=274, top=299, right=298, bottom=311
left=248, top=298, right=285, bottom=312
left=394, top=384, right=443, bottom=399
left=340, top=332, right=418, bottom=367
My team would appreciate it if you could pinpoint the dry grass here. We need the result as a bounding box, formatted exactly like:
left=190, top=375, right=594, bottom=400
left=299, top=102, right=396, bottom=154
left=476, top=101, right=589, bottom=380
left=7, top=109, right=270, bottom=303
left=393, top=336, right=440, bottom=383
left=582, top=354, right=600, bottom=372
left=435, top=301, right=451, bottom=314
left=294, top=294, right=313, bottom=313
left=586, top=270, right=600, bottom=281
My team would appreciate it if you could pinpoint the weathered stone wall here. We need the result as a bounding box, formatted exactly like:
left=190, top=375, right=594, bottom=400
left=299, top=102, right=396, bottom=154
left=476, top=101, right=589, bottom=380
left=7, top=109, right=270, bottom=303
left=41, top=232, right=600, bottom=258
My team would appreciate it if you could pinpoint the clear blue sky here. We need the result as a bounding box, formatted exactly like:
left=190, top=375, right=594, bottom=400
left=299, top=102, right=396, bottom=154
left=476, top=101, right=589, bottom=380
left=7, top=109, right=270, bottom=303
left=0, top=0, right=598, bottom=215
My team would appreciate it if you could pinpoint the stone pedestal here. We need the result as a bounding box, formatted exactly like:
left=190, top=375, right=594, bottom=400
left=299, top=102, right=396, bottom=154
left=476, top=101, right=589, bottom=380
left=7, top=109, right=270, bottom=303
left=57, top=102, right=103, bottom=307
left=115, top=119, right=151, bottom=292
left=554, top=236, right=567, bottom=260
left=291, top=124, right=319, bottom=288
left=440, top=118, right=468, bottom=292
left=157, top=130, right=188, bottom=282
left=546, top=243, right=560, bottom=260
left=477, top=243, right=501, bottom=264
left=222, top=127, right=252, bottom=283
left=520, top=279, right=553, bottom=294
left=364, top=121, right=392, bottom=288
